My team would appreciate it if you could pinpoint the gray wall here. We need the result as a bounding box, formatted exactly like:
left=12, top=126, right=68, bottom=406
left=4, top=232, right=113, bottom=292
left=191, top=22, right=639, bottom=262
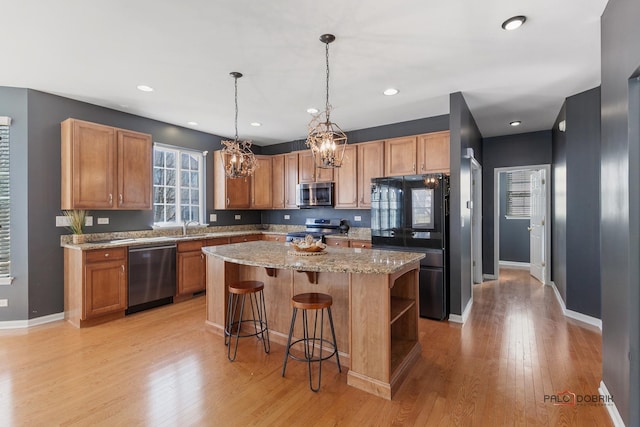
left=552, top=104, right=568, bottom=303
left=498, top=173, right=530, bottom=263
left=449, top=92, right=482, bottom=317
left=0, top=87, right=29, bottom=321
left=601, top=0, right=640, bottom=423
left=481, top=131, right=552, bottom=276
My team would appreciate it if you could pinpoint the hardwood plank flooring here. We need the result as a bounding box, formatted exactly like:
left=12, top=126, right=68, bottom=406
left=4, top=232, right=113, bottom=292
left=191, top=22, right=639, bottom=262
left=0, top=269, right=611, bottom=426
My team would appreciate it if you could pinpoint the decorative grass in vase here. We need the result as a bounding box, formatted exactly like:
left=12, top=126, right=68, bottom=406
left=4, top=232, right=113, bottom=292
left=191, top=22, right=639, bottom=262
left=63, top=210, right=88, bottom=244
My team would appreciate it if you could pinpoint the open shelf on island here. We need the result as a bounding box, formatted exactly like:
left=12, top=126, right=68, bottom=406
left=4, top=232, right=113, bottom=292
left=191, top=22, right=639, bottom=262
left=390, top=297, right=416, bottom=325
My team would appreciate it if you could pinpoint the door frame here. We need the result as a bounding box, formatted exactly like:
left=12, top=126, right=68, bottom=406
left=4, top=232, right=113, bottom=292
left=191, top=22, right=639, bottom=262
left=470, top=158, right=482, bottom=284
left=493, top=164, right=551, bottom=284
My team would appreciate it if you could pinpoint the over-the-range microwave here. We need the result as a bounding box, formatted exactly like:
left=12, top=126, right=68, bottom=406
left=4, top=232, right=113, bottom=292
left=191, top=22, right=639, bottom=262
left=295, top=182, right=334, bottom=208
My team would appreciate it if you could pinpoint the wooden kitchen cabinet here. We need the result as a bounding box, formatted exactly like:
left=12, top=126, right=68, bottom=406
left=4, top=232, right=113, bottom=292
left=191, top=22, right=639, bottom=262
left=349, top=239, right=372, bottom=249
left=176, top=237, right=229, bottom=300
left=64, top=247, right=127, bottom=327
left=357, top=140, right=384, bottom=208
left=334, top=144, right=358, bottom=208
left=284, top=153, right=299, bottom=208
left=271, top=154, right=285, bottom=209
left=417, top=131, right=450, bottom=173
left=324, top=237, right=350, bottom=248
left=213, top=150, right=251, bottom=209
left=229, top=234, right=261, bottom=243
left=384, top=136, right=417, bottom=176
left=251, top=155, right=272, bottom=209
left=299, top=150, right=334, bottom=183
left=262, top=234, right=286, bottom=242
left=61, top=118, right=152, bottom=210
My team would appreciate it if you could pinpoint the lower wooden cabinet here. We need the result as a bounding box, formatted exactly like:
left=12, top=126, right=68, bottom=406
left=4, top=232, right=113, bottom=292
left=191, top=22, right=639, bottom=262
left=229, top=234, right=261, bottom=243
left=64, top=247, right=127, bottom=327
left=262, top=234, right=286, bottom=242
left=325, top=237, right=350, bottom=248
left=349, top=239, right=372, bottom=249
left=177, top=237, right=229, bottom=298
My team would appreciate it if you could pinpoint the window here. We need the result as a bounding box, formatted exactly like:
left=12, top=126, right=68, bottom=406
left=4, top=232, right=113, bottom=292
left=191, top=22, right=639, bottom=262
left=0, top=122, right=11, bottom=283
left=153, top=144, right=205, bottom=226
left=505, top=170, right=532, bottom=218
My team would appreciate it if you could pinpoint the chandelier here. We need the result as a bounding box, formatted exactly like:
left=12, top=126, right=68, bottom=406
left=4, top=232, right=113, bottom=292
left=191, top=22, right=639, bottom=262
left=306, top=34, right=347, bottom=169
left=221, top=72, right=257, bottom=179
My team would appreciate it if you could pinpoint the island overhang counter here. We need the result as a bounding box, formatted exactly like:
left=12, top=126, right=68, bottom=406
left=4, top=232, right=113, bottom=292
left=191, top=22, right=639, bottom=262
left=203, top=240, right=425, bottom=400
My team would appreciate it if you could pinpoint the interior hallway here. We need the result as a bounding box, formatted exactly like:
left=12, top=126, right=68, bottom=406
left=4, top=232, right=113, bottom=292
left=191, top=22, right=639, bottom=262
left=0, top=268, right=610, bottom=426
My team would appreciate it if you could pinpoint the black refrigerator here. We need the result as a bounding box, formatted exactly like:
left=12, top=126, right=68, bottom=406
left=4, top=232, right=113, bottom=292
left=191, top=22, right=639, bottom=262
left=371, top=174, right=449, bottom=320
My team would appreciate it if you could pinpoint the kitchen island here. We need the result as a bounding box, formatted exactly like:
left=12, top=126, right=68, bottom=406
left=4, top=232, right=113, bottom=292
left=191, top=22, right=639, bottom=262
left=203, top=240, right=425, bottom=399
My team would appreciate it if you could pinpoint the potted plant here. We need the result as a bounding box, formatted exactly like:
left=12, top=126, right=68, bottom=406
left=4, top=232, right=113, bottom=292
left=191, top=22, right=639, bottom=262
left=63, top=210, right=88, bottom=244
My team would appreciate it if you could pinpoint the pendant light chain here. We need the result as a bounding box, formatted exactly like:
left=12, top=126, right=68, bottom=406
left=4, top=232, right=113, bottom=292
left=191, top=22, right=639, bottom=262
left=234, top=75, right=239, bottom=141
left=325, top=40, right=331, bottom=122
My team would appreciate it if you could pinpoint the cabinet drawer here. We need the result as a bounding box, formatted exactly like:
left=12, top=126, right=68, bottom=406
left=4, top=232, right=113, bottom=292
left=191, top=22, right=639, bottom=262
left=205, top=237, right=230, bottom=246
left=262, top=234, right=286, bottom=242
left=177, top=240, right=204, bottom=252
left=350, top=239, right=372, bottom=249
left=85, top=247, right=126, bottom=263
left=325, top=237, right=350, bottom=248
left=230, top=234, right=261, bottom=243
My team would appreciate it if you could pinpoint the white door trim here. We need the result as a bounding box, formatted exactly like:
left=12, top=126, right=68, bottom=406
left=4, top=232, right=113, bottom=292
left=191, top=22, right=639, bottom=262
left=493, top=164, right=551, bottom=283
left=470, top=158, right=482, bottom=284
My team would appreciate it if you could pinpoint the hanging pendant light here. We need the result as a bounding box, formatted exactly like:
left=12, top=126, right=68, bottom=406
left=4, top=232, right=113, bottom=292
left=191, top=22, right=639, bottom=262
left=221, top=71, right=257, bottom=179
left=306, top=34, right=347, bottom=169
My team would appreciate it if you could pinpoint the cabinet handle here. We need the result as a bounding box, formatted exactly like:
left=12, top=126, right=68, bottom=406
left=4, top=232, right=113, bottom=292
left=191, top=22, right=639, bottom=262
left=421, top=164, right=425, bottom=171
left=226, top=198, right=230, bottom=206
left=109, top=193, right=113, bottom=205
left=201, top=253, right=204, bottom=261
left=121, top=265, right=125, bottom=272
left=413, top=163, right=416, bottom=171
left=104, top=253, right=110, bottom=257
left=119, top=194, right=123, bottom=205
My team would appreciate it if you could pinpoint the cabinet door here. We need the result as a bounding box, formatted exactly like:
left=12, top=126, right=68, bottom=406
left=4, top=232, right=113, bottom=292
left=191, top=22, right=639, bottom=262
left=334, top=145, right=357, bottom=208
left=384, top=136, right=417, bottom=176
left=177, top=250, right=205, bottom=295
left=63, top=119, right=116, bottom=209
left=315, top=165, right=334, bottom=182
left=298, top=151, right=315, bottom=183
left=271, top=155, right=285, bottom=209
left=417, top=131, right=450, bottom=173
left=251, top=155, right=272, bottom=209
left=284, top=153, right=298, bottom=208
left=227, top=176, right=251, bottom=208
left=84, top=260, right=126, bottom=318
left=117, top=130, right=152, bottom=209
left=357, top=140, right=384, bottom=208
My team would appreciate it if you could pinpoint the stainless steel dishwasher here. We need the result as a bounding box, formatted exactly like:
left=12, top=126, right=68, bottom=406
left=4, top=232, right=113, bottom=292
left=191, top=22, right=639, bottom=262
left=126, top=243, right=176, bottom=314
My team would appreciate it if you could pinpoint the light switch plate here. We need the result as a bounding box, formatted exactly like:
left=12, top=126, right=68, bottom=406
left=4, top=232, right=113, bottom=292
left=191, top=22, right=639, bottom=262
left=284, top=214, right=290, bottom=220
left=56, top=216, right=71, bottom=227
left=97, top=217, right=109, bottom=225
left=85, top=216, right=93, bottom=227
left=234, top=214, right=241, bottom=220
left=0, top=299, right=8, bottom=307
left=209, top=213, right=217, bottom=222
left=354, top=215, right=362, bottom=221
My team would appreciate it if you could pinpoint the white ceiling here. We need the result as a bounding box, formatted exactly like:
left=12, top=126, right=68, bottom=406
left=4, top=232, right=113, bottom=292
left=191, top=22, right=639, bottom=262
left=2, top=0, right=607, bottom=146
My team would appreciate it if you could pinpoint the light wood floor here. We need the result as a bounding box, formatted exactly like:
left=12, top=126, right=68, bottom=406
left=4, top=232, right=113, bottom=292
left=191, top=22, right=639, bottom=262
left=0, top=269, right=611, bottom=426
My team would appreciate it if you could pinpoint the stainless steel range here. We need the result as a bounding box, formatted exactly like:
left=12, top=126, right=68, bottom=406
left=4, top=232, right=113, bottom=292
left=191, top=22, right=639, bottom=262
left=285, top=218, right=342, bottom=242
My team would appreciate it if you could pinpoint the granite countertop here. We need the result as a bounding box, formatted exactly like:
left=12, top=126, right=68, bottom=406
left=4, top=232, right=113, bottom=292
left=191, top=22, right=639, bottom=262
left=202, top=240, right=424, bottom=275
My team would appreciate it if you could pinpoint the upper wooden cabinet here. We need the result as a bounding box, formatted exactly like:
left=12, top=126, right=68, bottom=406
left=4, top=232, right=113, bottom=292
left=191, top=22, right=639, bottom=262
left=213, top=150, right=251, bottom=209
left=334, top=145, right=358, bottom=208
left=417, top=131, right=450, bottom=173
left=271, top=154, right=285, bottom=209
left=284, top=153, right=298, bottom=209
left=357, top=140, right=384, bottom=208
left=299, top=150, right=334, bottom=183
left=251, top=155, right=272, bottom=209
left=61, top=119, right=152, bottom=210
left=384, top=136, right=417, bottom=176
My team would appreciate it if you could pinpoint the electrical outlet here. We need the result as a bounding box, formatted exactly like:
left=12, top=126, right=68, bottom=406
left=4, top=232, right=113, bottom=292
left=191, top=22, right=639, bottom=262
left=210, top=213, right=217, bottom=222
left=0, top=299, right=8, bottom=307
left=97, top=217, right=109, bottom=225
left=354, top=215, right=362, bottom=222
left=85, top=216, right=93, bottom=227
left=56, top=216, right=71, bottom=227
left=284, top=214, right=290, bottom=220
left=234, top=214, right=241, bottom=220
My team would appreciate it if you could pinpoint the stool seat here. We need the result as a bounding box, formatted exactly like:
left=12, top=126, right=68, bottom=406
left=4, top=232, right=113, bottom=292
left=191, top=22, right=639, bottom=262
left=229, top=280, right=264, bottom=294
left=291, top=292, right=332, bottom=310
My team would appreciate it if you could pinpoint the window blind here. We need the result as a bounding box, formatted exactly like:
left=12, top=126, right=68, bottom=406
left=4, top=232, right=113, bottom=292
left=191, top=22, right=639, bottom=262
left=505, top=170, right=532, bottom=218
left=0, top=124, right=11, bottom=281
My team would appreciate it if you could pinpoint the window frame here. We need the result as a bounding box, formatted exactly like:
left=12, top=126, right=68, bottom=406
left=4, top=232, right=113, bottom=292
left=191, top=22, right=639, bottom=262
left=504, top=169, right=532, bottom=219
left=152, top=143, right=206, bottom=227
left=0, top=122, right=12, bottom=284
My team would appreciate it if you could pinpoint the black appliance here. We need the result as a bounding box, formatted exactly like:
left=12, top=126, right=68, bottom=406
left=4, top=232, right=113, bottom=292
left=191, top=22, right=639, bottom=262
left=295, top=182, right=334, bottom=208
left=285, top=218, right=342, bottom=242
left=371, top=174, right=449, bottom=320
left=126, top=243, right=177, bottom=314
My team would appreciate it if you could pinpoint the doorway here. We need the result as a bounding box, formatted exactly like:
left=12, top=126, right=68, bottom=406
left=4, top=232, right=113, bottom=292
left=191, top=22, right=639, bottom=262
left=493, top=165, right=551, bottom=284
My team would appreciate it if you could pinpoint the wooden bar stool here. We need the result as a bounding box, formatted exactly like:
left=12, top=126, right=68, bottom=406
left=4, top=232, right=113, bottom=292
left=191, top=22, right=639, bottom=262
left=225, top=280, right=270, bottom=362
left=282, top=292, right=341, bottom=391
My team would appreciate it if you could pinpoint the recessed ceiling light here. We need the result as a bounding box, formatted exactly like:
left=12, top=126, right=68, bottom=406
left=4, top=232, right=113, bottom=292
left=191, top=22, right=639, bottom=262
left=510, top=120, right=522, bottom=127
left=187, top=121, right=198, bottom=126
left=250, top=122, right=262, bottom=127
left=306, top=107, right=319, bottom=114
left=383, top=88, right=399, bottom=96
left=137, top=84, right=154, bottom=92
left=501, top=16, right=526, bottom=31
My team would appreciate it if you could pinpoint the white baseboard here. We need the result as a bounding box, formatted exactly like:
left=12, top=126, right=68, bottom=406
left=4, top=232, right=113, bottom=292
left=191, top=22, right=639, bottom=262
left=0, top=312, right=64, bottom=330
left=599, top=381, right=626, bottom=427
left=449, top=298, right=473, bottom=324
left=550, top=281, right=602, bottom=331
left=499, top=260, right=530, bottom=270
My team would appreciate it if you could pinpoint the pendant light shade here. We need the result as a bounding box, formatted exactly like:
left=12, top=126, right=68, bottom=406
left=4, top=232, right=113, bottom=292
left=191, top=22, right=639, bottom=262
left=220, top=72, right=257, bottom=179
left=306, top=34, right=347, bottom=169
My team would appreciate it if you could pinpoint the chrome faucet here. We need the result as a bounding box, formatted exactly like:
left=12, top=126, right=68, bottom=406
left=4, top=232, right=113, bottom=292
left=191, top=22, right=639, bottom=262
left=182, top=220, right=199, bottom=236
